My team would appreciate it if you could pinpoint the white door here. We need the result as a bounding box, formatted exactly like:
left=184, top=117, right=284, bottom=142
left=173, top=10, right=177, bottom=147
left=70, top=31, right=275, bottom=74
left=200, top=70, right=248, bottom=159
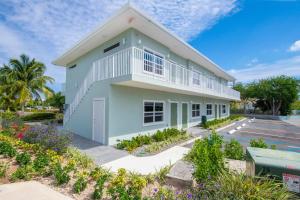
left=93, top=99, right=105, bottom=144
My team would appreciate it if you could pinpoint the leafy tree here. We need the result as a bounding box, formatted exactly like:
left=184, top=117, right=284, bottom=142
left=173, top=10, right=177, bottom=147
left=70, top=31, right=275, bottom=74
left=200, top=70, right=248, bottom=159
left=45, top=92, right=65, bottom=112
left=233, top=82, right=253, bottom=113
left=0, top=54, right=54, bottom=111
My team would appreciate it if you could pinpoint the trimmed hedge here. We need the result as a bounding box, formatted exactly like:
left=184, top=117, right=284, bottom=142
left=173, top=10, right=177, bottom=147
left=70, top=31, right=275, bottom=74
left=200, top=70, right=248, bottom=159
left=21, top=112, right=56, bottom=121
left=201, top=115, right=243, bottom=129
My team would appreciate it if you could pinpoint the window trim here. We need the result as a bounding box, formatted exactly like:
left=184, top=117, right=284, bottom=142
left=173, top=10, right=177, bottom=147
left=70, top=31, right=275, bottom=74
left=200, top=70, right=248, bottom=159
left=191, top=103, right=201, bottom=119
left=143, top=100, right=165, bottom=127
left=206, top=103, right=213, bottom=116
left=143, top=47, right=165, bottom=77
left=222, top=104, right=227, bottom=114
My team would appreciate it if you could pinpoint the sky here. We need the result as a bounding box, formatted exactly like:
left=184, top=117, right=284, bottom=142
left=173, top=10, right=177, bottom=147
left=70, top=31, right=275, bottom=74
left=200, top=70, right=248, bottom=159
left=0, top=0, right=299, bottom=92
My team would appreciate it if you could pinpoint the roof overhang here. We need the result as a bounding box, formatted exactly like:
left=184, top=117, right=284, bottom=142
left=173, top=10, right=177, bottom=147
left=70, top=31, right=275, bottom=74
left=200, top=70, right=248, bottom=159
left=52, top=3, right=236, bottom=81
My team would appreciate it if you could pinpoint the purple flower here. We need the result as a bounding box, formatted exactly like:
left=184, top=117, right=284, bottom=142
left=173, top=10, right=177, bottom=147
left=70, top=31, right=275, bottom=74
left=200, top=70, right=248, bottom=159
left=153, top=188, right=158, bottom=192
left=187, top=193, right=192, bottom=199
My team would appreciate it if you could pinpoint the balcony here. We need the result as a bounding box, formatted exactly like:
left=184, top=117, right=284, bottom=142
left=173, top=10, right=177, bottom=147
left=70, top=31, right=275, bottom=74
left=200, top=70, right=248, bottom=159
left=92, top=47, right=240, bottom=101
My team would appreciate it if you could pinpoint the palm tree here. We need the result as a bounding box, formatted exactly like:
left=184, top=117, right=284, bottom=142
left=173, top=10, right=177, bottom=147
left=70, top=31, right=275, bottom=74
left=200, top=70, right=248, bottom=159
left=0, top=54, right=54, bottom=111
left=45, top=92, right=65, bottom=112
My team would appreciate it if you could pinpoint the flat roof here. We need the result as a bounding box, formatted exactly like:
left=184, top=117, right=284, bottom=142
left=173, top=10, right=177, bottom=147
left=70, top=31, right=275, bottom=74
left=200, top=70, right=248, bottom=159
left=52, top=3, right=236, bottom=81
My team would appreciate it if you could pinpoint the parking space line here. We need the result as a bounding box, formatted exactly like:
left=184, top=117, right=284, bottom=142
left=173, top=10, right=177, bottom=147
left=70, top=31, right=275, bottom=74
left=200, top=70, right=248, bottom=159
left=238, top=130, right=300, bottom=141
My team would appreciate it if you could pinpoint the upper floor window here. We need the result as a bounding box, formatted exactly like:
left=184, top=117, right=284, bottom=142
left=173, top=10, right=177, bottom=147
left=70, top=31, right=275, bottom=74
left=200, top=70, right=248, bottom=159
left=192, top=104, right=201, bottom=118
left=193, top=72, right=201, bottom=86
left=144, top=101, right=164, bottom=124
left=222, top=104, right=226, bottom=114
left=206, top=104, right=212, bottom=116
left=207, top=77, right=213, bottom=89
left=144, top=49, right=164, bottom=76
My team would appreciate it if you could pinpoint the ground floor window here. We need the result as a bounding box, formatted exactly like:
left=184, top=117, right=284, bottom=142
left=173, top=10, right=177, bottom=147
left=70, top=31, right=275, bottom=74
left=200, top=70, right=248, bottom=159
left=192, top=104, right=201, bottom=118
left=206, top=104, right=212, bottom=115
left=222, top=104, right=226, bottom=114
left=144, top=101, right=164, bottom=124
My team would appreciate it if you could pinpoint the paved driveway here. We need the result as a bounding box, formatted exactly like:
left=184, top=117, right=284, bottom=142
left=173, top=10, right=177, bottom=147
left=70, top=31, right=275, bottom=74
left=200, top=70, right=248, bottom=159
left=71, top=134, right=128, bottom=165
left=185, top=118, right=300, bottom=153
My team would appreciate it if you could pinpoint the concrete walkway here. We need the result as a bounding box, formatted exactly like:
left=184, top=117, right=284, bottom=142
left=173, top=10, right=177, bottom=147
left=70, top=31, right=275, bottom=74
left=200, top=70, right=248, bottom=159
left=0, top=181, right=73, bottom=200
left=102, top=145, right=190, bottom=175
left=71, top=134, right=129, bottom=165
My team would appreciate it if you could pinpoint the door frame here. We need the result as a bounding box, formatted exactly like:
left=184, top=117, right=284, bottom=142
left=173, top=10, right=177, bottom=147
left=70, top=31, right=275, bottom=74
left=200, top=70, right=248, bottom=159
left=181, top=102, right=189, bottom=129
left=92, top=98, right=106, bottom=144
left=168, top=100, right=179, bottom=128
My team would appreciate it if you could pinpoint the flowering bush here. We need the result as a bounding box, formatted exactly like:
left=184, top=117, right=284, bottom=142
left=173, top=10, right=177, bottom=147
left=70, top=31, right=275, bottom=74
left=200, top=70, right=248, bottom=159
left=23, top=125, right=71, bottom=153
left=73, top=172, right=88, bottom=193
left=53, top=163, right=71, bottom=185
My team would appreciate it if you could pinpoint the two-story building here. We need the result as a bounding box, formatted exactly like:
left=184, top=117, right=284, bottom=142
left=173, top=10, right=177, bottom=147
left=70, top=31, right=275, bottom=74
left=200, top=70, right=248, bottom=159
left=53, top=4, right=240, bottom=145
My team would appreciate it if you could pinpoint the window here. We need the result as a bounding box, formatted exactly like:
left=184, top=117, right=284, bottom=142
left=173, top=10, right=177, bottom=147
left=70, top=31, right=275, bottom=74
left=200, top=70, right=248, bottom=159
left=206, top=104, right=212, bottom=115
left=104, top=42, right=120, bottom=53
left=144, top=49, right=164, bottom=75
left=222, top=104, right=226, bottom=114
left=193, top=72, right=200, bottom=86
left=207, top=77, right=213, bottom=89
left=192, top=104, right=201, bottom=118
left=144, top=101, right=164, bottom=124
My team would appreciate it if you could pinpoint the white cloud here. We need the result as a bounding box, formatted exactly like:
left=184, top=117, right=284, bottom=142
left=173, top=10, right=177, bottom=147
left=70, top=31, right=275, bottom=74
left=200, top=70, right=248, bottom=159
left=289, top=40, right=300, bottom=52
left=228, top=56, right=300, bottom=82
left=0, top=24, right=27, bottom=58
left=1, top=0, right=238, bottom=55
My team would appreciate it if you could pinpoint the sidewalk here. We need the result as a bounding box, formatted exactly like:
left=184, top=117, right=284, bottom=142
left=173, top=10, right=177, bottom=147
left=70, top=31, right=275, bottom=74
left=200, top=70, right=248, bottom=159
left=102, top=145, right=191, bottom=175
left=0, top=181, right=73, bottom=200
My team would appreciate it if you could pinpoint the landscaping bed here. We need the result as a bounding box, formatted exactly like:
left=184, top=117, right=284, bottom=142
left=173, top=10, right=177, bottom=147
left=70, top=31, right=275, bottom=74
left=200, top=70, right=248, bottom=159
left=201, top=114, right=244, bottom=129
left=0, top=112, right=295, bottom=200
left=116, top=128, right=193, bottom=156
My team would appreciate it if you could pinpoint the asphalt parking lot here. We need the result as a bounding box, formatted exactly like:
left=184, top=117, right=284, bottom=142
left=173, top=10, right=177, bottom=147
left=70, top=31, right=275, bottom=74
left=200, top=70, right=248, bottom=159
left=186, top=118, right=300, bottom=153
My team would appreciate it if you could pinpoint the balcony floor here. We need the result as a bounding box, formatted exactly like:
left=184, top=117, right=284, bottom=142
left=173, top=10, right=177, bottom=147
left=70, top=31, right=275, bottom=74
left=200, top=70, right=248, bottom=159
left=113, top=74, right=239, bottom=101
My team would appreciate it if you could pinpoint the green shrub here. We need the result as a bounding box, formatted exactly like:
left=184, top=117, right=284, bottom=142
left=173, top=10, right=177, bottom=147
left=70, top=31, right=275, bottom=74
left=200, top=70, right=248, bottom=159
left=93, top=173, right=110, bottom=199
left=0, top=111, right=23, bottom=129
left=107, top=168, right=146, bottom=200
left=186, top=131, right=224, bottom=182
left=250, top=138, right=268, bottom=148
left=180, top=170, right=295, bottom=200
left=10, top=165, right=34, bottom=181
left=116, top=128, right=186, bottom=152
left=0, top=129, right=13, bottom=137
left=16, top=152, right=31, bottom=166
left=224, top=139, right=244, bottom=160
left=33, top=153, right=50, bottom=172
left=154, top=165, right=172, bottom=184
left=66, top=148, right=94, bottom=169
left=21, top=112, right=56, bottom=121
left=90, top=167, right=111, bottom=181
left=201, top=115, right=243, bottom=129
left=53, top=163, right=71, bottom=185
left=0, top=161, right=8, bottom=178
left=73, top=174, right=88, bottom=193
left=0, top=141, right=17, bottom=157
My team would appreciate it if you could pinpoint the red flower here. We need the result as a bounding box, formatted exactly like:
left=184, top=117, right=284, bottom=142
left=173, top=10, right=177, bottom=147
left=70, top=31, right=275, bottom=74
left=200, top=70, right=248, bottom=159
left=17, top=132, right=24, bottom=140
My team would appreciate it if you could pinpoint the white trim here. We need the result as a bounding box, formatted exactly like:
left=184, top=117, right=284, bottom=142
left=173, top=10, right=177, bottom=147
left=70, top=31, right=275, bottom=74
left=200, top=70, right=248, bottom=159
left=168, top=101, right=179, bottom=128
left=142, top=100, right=165, bottom=127
left=206, top=103, right=213, bottom=116
left=142, top=47, right=165, bottom=78
left=92, top=97, right=106, bottom=144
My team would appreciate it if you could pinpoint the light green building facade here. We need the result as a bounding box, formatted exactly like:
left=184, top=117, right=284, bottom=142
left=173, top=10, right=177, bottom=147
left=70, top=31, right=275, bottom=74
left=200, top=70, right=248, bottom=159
left=54, top=5, right=240, bottom=145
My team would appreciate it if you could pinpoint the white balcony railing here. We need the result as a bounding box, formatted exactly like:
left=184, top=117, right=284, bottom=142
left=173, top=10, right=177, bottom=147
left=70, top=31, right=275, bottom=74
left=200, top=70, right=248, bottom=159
left=64, top=47, right=240, bottom=124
